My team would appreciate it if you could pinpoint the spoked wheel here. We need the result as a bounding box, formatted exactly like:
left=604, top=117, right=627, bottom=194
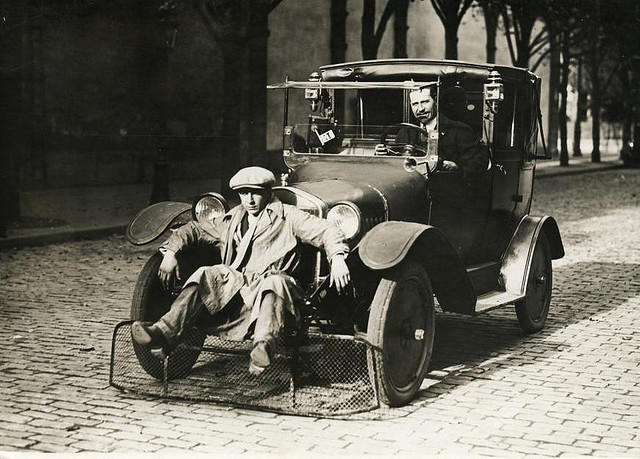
left=515, top=232, right=553, bottom=333
left=130, top=252, right=205, bottom=379
left=367, top=260, right=435, bottom=406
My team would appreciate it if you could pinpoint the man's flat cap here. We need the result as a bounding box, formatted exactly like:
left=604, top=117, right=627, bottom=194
left=229, top=166, right=276, bottom=190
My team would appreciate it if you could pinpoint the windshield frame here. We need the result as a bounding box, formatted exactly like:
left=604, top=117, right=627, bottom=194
left=268, top=79, right=441, bottom=160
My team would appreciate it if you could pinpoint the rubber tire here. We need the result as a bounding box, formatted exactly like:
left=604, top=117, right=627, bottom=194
left=515, top=232, right=553, bottom=333
left=367, top=260, right=435, bottom=407
left=130, top=252, right=205, bottom=379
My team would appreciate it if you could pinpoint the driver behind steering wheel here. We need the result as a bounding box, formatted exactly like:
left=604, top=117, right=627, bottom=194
left=376, top=86, right=489, bottom=176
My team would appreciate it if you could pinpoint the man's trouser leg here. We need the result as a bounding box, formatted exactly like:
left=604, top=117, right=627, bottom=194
left=254, top=292, right=285, bottom=349
left=156, top=284, right=204, bottom=347
left=249, top=292, right=285, bottom=373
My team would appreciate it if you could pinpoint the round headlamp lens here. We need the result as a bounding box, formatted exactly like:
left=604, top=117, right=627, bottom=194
left=194, top=195, right=227, bottom=222
left=327, top=203, right=360, bottom=239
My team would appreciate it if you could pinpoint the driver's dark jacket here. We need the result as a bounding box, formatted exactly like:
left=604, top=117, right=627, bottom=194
left=396, top=115, right=489, bottom=176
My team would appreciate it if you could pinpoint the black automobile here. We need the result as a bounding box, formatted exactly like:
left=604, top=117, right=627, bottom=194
left=120, top=59, right=564, bottom=409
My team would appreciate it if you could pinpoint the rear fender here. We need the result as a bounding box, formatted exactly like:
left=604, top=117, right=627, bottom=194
left=125, top=201, right=192, bottom=245
left=500, top=215, right=564, bottom=295
left=357, top=221, right=476, bottom=314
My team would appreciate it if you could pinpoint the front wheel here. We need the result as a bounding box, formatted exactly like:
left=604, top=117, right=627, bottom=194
left=515, top=232, right=553, bottom=333
left=130, top=252, right=205, bottom=379
left=367, top=260, right=435, bottom=406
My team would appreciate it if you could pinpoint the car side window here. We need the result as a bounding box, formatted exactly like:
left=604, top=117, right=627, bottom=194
left=493, top=83, right=523, bottom=151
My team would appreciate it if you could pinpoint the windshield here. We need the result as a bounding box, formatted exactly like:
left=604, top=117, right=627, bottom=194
left=287, top=87, right=429, bottom=157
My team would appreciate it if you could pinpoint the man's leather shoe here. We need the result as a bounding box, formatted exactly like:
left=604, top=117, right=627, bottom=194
left=249, top=341, right=272, bottom=376
left=131, top=321, right=167, bottom=349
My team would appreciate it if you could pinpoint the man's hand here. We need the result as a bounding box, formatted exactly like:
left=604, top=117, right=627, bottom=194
left=441, top=160, right=459, bottom=171
left=158, top=250, right=181, bottom=291
left=329, top=253, right=351, bottom=295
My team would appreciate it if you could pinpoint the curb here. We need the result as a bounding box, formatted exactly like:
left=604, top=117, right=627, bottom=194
left=0, top=225, right=126, bottom=250
left=535, top=162, right=623, bottom=179
left=0, top=161, right=626, bottom=250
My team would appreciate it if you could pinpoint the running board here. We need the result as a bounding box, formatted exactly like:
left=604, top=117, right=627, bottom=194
left=475, top=291, right=525, bottom=314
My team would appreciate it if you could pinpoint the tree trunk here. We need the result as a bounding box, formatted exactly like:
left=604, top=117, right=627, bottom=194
left=515, top=21, right=533, bottom=68
left=444, top=21, right=459, bottom=60
left=589, top=38, right=601, bottom=163
left=362, top=0, right=376, bottom=59
left=547, top=34, right=560, bottom=158
left=484, top=7, right=497, bottom=64
left=572, top=57, right=583, bottom=157
left=621, top=75, right=631, bottom=147
left=331, top=0, right=347, bottom=123
left=331, top=0, right=347, bottom=63
left=572, top=104, right=583, bottom=158
left=394, top=0, right=409, bottom=58
left=558, top=32, right=569, bottom=166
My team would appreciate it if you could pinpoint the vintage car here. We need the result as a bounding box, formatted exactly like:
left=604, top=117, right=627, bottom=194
left=118, top=59, right=564, bottom=409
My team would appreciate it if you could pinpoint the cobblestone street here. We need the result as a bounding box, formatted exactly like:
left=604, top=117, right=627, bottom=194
left=1, top=169, right=640, bottom=456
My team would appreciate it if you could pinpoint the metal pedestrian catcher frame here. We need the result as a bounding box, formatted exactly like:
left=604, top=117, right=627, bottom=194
left=110, top=321, right=385, bottom=417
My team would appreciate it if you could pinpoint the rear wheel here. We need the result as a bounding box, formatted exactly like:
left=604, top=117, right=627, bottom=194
left=130, top=252, right=205, bottom=379
left=515, top=232, right=552, bottom=333
left=367, top=260, right=435, bottom=406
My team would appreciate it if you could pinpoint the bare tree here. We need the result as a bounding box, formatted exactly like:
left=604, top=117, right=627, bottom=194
left=361, top=0, right=397, bottom=59
left=394, top=0, right=411, bottom=58
left=572, top=57, right=584, bottom=157
left=331, top=0, right=348, bottom=64
left=475, top=0, right=501, bottom=63
left=558, top=28, right=570, bottom=166
left=499, top=0, right=547, bottom=69
left=429, top=0, right=473, bottom=60
left=586, top=2, right=602, bottom=163
left=361, top=0, right=415, bottom=60
left=331, top=0, right=348, bottom=123
left=543, top=0, right=589, bottom=166
left=600, top=0, right=640, bottom=164
left=546, top=34, right=560, bottom=158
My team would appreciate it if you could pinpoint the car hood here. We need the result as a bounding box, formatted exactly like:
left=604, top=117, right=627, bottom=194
left=286, top=161, right=430, bottom=224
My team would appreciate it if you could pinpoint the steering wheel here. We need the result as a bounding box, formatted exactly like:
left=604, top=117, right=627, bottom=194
left=379, top=123, right=430, bottom=157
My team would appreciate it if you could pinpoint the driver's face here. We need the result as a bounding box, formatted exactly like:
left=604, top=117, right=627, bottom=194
left=409, top=89, right=436, bottom=125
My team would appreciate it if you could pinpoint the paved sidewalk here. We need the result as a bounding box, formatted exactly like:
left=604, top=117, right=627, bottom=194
left=0, top=153, right=623, bottom=250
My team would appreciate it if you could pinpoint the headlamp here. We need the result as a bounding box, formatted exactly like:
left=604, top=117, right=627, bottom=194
left=327, top=202, right=361, bottom=240
left=192, top=192, right=229, bottom=223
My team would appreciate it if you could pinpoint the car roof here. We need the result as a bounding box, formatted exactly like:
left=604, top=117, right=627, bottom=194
left=320, top=59, right=539, bottom=84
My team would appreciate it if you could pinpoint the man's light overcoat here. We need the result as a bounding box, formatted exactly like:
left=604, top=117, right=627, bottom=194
left=161, top=196, right=348, bottom=339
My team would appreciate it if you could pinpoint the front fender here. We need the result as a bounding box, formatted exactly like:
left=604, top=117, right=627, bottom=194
left=500, top=215, right=564, bottom=295
left=125, top=201, right=192, bottom=245
left=358, top=221, right=476, bottom=314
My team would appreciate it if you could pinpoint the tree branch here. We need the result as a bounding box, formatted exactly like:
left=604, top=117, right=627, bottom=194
left=430, top=0, right=446, bottom=23
left=374, top=0, right=397, bottom=49
left=530, top=47, right=551, bottom=72
left=456, top=0, right=473, bottom=22
left=500, top=6, right=517, bottom=65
